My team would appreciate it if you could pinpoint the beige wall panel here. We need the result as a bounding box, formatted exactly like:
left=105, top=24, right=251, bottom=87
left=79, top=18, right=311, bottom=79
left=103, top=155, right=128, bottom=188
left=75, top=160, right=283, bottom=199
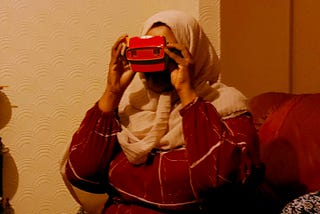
left=292, top=0, right=320, bottom=94
left=221, top=0, right=291, bottom=98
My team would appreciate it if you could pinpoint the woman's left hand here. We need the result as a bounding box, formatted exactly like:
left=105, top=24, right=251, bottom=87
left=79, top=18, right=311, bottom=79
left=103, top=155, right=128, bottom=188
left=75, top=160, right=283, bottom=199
left=165, top=43, right=197, bottom=106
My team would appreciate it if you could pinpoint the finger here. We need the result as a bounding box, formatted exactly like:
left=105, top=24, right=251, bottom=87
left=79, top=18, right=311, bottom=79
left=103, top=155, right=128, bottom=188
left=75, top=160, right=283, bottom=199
left=166, top=43, right=192, bottom=59
left=164, top=47, right=182, bottom=63
left=124, top=69, right=136, bottom=82
left=110, top=35, right=128, bottom=64
left=112, top=34, right=128, bottom=54
left=165, top=47, right=186, bottom=66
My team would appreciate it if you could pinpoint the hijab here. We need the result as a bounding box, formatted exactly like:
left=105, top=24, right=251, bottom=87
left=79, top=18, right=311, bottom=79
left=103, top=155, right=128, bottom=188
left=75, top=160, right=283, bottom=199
left=117, top=10, right=248, bottom=165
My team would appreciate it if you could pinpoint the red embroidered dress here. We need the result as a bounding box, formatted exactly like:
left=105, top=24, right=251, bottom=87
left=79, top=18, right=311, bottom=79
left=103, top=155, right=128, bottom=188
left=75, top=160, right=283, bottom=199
left=65, top=98, right=259, bottom=213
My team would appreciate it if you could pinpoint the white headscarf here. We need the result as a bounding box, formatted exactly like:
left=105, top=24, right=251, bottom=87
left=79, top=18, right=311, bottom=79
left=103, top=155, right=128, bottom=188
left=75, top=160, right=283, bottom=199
left=141, top=10, right=220, bottom=86
left=117, top=10, right=248, bottom=165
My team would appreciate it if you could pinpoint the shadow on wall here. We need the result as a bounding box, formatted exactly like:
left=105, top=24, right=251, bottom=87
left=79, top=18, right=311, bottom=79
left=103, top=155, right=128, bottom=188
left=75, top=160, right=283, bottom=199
left=0, top=88, right=18, bottom=212
left=0, top=90, right=12, bottom=130
left=1, top=147, right=18, bottom=213
left=2, top=150, right=19, bottom=200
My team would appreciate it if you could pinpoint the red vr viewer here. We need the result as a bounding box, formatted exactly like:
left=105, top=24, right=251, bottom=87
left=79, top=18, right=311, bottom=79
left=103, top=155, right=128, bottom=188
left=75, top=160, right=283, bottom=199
left=125, top=35, right=169, bottom=73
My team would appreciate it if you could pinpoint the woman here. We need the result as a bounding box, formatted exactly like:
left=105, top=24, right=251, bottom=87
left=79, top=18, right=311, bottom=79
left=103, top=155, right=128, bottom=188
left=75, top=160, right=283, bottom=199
left=61, top=10, right=262, bottom=213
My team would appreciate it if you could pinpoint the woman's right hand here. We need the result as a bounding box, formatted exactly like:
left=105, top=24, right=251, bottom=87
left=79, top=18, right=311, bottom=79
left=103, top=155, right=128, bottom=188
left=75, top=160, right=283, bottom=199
left=107, top=34, right=135, bottom=95
left=99, top=35, right=135, bottom=112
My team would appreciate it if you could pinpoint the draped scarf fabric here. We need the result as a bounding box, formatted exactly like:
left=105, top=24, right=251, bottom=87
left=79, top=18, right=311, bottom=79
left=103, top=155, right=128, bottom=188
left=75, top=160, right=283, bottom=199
left=117, top=10, right=248, bottom=165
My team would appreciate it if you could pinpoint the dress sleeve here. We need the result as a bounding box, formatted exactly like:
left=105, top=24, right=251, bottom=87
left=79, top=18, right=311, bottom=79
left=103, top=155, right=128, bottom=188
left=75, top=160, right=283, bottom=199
left=180, top=97, right=259, bottom=196
left=65, top=102, right=121, bottom=193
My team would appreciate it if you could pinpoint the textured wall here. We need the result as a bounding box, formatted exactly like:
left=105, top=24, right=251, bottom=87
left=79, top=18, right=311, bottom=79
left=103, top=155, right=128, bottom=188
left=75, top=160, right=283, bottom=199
left=199, top=0, right=220, bottom=56
left=0, top=0, right=219, bottom=213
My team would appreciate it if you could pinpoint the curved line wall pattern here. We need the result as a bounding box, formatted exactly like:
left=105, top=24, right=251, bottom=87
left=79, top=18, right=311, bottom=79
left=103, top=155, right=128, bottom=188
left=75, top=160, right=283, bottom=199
left=0, top=0, right=220, bottom=213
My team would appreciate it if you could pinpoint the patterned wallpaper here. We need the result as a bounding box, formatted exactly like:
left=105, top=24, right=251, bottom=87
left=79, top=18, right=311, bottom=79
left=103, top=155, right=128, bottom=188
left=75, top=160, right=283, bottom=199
left=0, top=0, right=219, bottom=213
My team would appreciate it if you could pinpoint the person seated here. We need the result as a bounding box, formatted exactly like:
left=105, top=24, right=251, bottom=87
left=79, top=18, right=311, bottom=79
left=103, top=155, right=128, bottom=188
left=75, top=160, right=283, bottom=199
left=61, top=10, right=263, bottom=214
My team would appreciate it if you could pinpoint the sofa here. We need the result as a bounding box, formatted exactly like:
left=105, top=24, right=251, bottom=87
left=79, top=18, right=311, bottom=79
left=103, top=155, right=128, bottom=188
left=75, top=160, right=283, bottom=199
left=73, top=92, right=320, bottom=214
left=248, top=92, right=320, bottom=213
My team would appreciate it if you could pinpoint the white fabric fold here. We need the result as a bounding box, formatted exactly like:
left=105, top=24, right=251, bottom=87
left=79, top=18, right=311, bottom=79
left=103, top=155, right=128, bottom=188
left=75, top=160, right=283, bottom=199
left=117, top=93, right=171, bottom=164
left=117, top=10, right=248, bottom=165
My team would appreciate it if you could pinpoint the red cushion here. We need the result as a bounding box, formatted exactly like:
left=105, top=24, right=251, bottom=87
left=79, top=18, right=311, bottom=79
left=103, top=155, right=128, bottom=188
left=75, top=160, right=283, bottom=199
left=257, top=93, right=320, bottom=200
left=248, top=92, right=297, bottom=131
